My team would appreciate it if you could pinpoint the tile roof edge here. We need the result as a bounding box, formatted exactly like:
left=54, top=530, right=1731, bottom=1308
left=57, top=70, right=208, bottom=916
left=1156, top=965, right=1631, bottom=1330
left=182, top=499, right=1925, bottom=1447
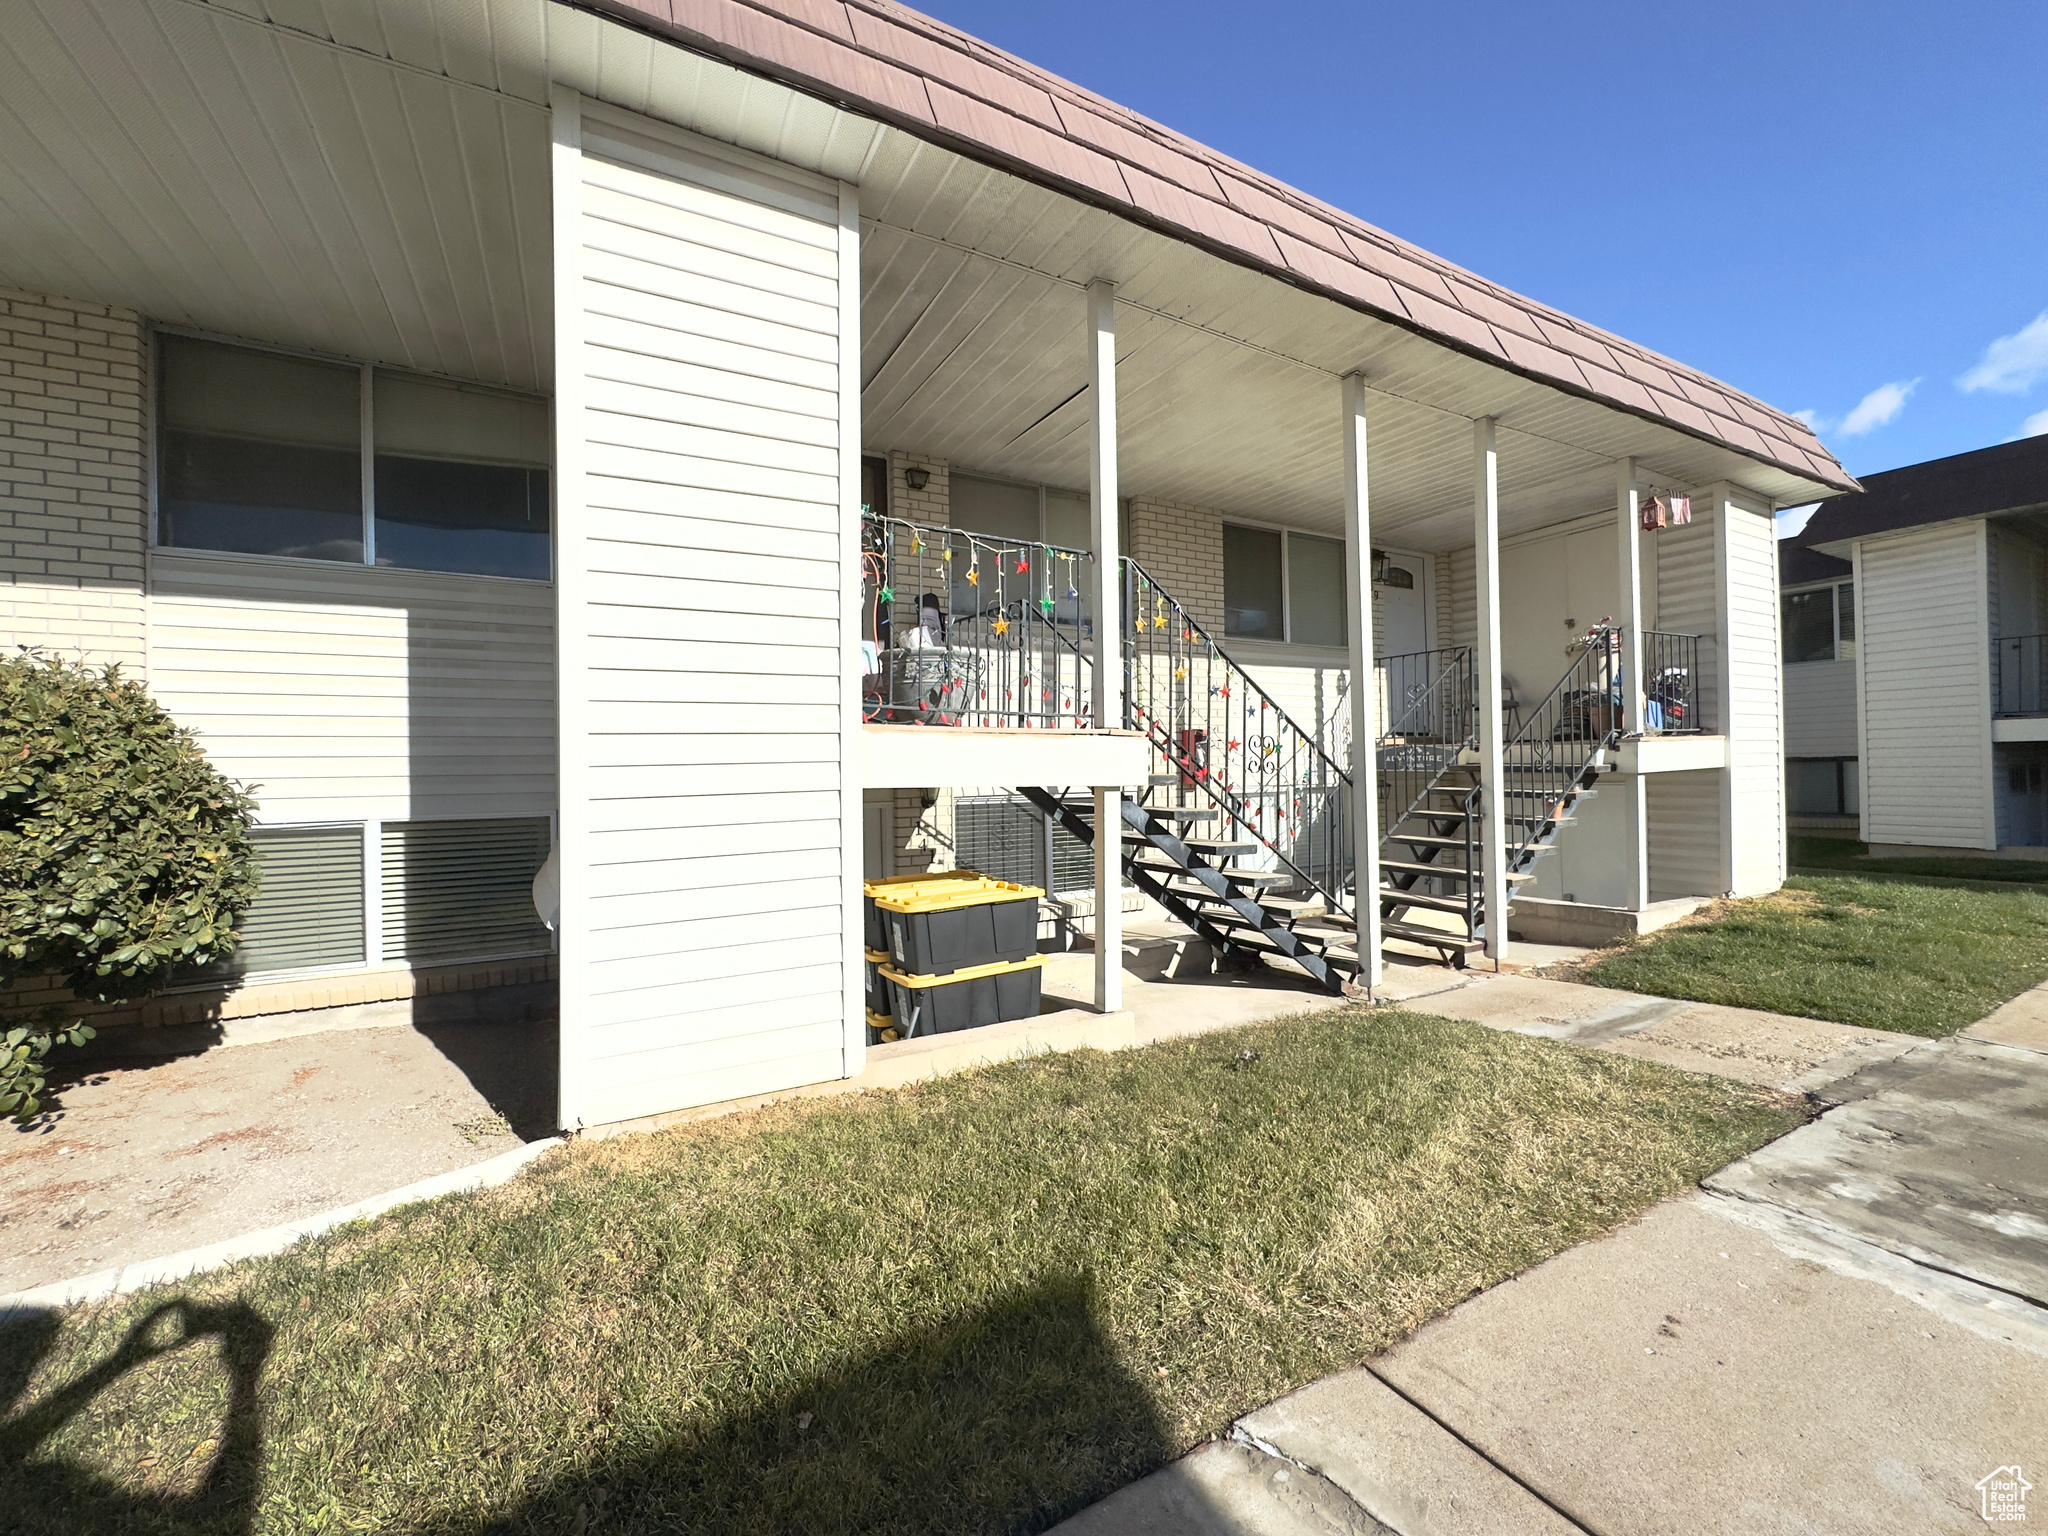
left=570, top=0, right=1856, bottom=494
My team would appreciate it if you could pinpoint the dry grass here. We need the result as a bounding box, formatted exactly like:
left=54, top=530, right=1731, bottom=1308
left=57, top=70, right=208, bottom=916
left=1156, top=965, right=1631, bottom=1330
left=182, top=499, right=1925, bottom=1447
left=0, top=1008, right=1801, bottom=1535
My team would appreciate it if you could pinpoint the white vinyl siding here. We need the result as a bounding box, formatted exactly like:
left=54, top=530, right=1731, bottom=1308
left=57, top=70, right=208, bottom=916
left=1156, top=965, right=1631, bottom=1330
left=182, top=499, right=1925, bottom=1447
left=556, top=104, right=854, bottom=1128
left=1646, top=770, right=1724, bottom=900
left=1654, top=501, right=1719, bottom=731
left=1859, top=521, right=1996, bottom=848
left=380, top=817, right=553, bottom=963
left=1719, top=494, right=1784, bottom=895
left=147, top=553, right=555, bottom=825
left=1784, top=660, right=1859, bottom=758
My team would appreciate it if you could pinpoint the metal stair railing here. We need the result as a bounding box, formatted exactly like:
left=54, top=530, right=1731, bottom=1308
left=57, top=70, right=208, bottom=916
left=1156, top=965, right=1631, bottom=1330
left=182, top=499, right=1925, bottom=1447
left=1375, top=646, right=1476, bottom=840
left=1501, top=624, right=1623, bottom=870
left=860, top=512, right=1095, bottom=729
left=1122, top=558, right=1354, bottom=920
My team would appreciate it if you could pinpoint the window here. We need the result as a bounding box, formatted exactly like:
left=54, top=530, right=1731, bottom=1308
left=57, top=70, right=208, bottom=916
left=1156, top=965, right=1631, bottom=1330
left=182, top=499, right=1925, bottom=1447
left=380, top=817, right=555, bottom=963
left=157, top=335, right=363, bottom=562
left=948, top=473, right=1123, bottom=629
left=1787, top=758, right=1859, bottom=817
left=178, top=816, right=553, bottom=985
left=1224, top=523, right=1348, bottom=647
left=373, top=373, right=549, bottom=579
left=198, top=826, right=367, bottom=977
left=156, top=334, right=549, bottom=580
left=1782, top=581, right=1855, bottom=664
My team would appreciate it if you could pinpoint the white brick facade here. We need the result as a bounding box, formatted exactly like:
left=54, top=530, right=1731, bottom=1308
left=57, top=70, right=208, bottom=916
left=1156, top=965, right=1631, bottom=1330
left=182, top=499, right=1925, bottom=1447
left=0, top=286, right=148, bottom=670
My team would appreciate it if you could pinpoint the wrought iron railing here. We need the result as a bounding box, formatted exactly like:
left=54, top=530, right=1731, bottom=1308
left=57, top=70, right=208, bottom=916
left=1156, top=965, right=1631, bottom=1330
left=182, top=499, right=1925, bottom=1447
left=1993, top=634, right=2046, bottom=718
left=860, top=514, right=1095, bottom=729
left=1503, top=625, right=1622, bottom=868
left=1642, top=630, right=1704, bottom=734
left=1375, top=646, right=1475, bottom=840
left=1124, top=559, right=1353, bottom=916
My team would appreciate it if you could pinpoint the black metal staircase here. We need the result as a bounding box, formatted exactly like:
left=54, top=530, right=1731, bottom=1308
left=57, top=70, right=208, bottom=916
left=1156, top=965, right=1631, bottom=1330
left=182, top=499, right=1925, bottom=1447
left=859, top=511, right=1628, bottom=986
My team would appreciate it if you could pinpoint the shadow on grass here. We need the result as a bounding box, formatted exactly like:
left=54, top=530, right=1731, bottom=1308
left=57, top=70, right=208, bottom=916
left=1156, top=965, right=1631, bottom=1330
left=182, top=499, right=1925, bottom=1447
left=0, top=1299, right=272, bottom=1535
left=433, top=1273, right=1175, bottom=1536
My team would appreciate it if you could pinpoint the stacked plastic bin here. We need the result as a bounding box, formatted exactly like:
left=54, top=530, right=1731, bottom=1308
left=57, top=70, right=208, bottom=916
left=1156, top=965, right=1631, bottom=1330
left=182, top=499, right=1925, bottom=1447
left=862, top=870, right=1045, bottom=1041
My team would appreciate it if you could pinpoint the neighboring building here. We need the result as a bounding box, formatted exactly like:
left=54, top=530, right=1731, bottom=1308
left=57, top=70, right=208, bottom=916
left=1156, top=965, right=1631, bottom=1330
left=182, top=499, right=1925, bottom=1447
left=1796, top=436, right=2048, bottom=853
left=1779, top=538, right=1858, bottom=827
left=0, top=0, right=1851, bottom=1129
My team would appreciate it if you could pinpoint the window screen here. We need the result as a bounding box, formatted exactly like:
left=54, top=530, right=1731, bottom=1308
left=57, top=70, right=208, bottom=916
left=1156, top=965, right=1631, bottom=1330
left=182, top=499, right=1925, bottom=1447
left=1224, top=524, right=1283, bottom=639
left=952, top=797, right=1047, bottom=888
left=373, top=372, right=550, bottom=579
left=157, top=335, right=363, bottom=562
left=1836, top=583, right=1856, bottom=658
left=1781, top=588, right=1835, bottom=663
left=1050, top=801, right=1096, bottom=895
left=193, top=826, right=366, bottom=978
left=381, top=817, right=553, bottom=963
left=1286, top=532, right=1347, bottom=648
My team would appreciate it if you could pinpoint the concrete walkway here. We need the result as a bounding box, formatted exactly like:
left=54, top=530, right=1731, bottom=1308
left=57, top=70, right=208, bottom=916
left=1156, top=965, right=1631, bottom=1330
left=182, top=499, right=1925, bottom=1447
left=1054, top=979, right=2048, bottom=1535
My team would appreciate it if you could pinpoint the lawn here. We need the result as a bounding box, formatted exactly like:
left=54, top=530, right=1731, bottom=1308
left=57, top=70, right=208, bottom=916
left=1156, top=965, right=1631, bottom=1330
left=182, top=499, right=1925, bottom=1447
left=1578, top=874, right=2048, bottom=1037
left=0, top=1010, right=1799, bottom=1536
left=1788, top=834, right=2048, bottom=887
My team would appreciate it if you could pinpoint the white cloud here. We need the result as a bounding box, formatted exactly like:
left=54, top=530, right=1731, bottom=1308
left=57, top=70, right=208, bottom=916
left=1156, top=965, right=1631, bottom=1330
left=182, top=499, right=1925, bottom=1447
left=1776, top=503, right=1818, bottom=539
left=1838, top=378, right=1919, bottom=437
left=2020, top=406, right=2048, bottom=439
left=1959, top=311, right=2048, bottom=394
left=1791, top=408, right=1827, bottom=430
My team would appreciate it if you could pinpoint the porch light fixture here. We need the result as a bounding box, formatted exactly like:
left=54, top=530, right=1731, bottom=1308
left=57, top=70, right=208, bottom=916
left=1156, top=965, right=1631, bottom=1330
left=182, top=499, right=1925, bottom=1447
left=904, top=467, right=930, bottom=491
left=1370, top=548, right=1389, bottom=584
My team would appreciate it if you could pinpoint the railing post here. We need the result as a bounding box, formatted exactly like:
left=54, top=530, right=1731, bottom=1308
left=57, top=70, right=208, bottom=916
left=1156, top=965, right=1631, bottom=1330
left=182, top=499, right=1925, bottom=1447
left=1341, top=372, right=1382, bottom=991
left=1473, top=417, right=1508, bottom=965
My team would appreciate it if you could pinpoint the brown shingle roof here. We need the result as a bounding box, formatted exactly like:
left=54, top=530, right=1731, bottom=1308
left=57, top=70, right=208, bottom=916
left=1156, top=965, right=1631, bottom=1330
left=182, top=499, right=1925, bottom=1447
left=596, top=0, right=1855, bottom=492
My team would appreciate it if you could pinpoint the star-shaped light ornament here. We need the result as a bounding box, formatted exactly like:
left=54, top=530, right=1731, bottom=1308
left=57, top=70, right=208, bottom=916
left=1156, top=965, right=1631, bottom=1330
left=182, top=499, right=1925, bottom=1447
left=879, top=586, right=895, bottom=603
left=967, top=566, right=979, bottom=586
left=992, top=616, right=1009, bottom=636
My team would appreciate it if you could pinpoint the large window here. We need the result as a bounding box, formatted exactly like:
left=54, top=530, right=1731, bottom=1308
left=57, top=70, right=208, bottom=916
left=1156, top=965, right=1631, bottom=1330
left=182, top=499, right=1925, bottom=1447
left=183, top=816, right=553, bottom=983
left=1782, top=581, right=1855, bottom=663
left=948, top=473, right=1121, bottom=629
left=1224, top=523, right=1347, bottom=647
left=157, top=334, right=550, bottom=580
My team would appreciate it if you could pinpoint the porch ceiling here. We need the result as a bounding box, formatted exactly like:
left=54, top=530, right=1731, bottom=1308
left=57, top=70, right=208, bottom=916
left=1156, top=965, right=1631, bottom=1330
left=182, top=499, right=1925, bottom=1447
left=0, top=0, right=1841, bottom=549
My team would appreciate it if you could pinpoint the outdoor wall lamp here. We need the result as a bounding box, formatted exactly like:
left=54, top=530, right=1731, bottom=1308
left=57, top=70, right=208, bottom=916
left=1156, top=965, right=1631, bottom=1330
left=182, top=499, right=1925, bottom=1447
left=904, top=467, right=930, bottom=491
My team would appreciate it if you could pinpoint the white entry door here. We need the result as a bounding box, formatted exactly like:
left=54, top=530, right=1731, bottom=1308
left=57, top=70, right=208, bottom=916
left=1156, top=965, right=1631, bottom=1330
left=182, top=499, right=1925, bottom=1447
left=1377, top=553, right=1427, bottom=656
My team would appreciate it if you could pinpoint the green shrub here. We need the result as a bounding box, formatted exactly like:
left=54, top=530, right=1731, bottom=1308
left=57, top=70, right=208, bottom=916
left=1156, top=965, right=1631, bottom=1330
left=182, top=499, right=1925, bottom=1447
left=0, top=650, right=258, bottom=1113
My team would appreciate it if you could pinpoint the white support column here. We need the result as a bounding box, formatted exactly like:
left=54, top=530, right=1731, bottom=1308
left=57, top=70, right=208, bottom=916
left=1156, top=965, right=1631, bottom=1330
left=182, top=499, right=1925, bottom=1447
left=1087, top=279, right=1124, bottom=1014
left=1473, top=417, right=1508, bottom=964
left=1093, top=784, right=1124, bottom=1013
left=1341, top=373, right=1383, bottom=991
left=1616, top=456, right=1648, bottom=911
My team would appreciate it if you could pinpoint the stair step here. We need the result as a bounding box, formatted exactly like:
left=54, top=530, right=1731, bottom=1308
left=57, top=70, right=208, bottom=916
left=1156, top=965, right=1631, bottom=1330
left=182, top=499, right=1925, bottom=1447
left=1141, top=806, right=1219, bottom=824
left=1122, top=833, right=1257, bottom=858
left=1379, top=920, right=1485, bottom=952
left=1143, top=864, right=1290, bottom=888
left=1147, top=774, right=1180, bottom=787
left=1380, top=887, right=1475, bottom=915
left=1259, top=895, right=1328, bottom=919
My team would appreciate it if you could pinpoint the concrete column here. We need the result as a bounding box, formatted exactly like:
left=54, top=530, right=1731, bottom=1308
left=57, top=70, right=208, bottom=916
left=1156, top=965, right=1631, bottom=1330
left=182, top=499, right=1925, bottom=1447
left=1341, top=373, right=1383, bottom=991
left=1617, top=456, right=1649, bottom=910
left=1473, top=417, right=1508, bottom=964
left=1088, top=280, right=1124, bottom=1014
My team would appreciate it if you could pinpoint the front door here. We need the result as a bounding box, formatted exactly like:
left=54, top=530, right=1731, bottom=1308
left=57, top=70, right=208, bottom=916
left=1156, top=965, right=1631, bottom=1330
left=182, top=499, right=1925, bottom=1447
left=1378, top=554, right=1427, bottom=656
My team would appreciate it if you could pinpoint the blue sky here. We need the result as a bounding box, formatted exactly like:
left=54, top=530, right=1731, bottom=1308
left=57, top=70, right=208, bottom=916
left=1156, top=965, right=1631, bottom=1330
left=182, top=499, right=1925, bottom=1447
left=920, top=0, right=2048, bottom=527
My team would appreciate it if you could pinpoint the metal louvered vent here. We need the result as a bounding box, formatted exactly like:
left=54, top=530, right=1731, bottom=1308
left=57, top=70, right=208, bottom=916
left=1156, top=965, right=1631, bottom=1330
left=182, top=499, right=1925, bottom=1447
left=952, top=796, right=1047, bottom=888
left=195, top=826, right=365, bottom=979
left=380, top=817, right=553, bottom=964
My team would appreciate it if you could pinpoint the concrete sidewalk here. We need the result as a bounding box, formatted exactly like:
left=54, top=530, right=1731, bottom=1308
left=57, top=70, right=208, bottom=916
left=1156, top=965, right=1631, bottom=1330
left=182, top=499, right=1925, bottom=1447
left=1054, top=982, right=2048, bottom=1535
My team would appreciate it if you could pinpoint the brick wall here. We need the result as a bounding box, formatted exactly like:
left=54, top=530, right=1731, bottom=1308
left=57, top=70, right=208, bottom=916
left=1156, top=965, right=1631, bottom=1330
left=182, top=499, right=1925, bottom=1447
left=0, top=287, right=148, bottom=670
left=888, top=450, right=949, bottom=526
left=1130, top=496, right=1224, bottom=632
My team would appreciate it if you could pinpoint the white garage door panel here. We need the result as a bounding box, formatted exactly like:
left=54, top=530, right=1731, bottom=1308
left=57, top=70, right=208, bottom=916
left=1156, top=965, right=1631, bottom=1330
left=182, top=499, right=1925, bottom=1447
left=558, top=101, right=855, bottom=1128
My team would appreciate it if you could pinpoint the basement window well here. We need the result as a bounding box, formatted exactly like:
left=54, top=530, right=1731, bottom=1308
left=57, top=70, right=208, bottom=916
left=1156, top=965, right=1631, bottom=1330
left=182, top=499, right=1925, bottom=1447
left=156, top=333, right=550, bottom=580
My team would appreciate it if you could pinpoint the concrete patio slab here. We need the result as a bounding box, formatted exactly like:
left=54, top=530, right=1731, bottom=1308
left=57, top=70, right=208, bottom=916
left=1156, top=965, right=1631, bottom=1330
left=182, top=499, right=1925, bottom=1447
left=1050, top=1437, right=1392, bottom=1536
